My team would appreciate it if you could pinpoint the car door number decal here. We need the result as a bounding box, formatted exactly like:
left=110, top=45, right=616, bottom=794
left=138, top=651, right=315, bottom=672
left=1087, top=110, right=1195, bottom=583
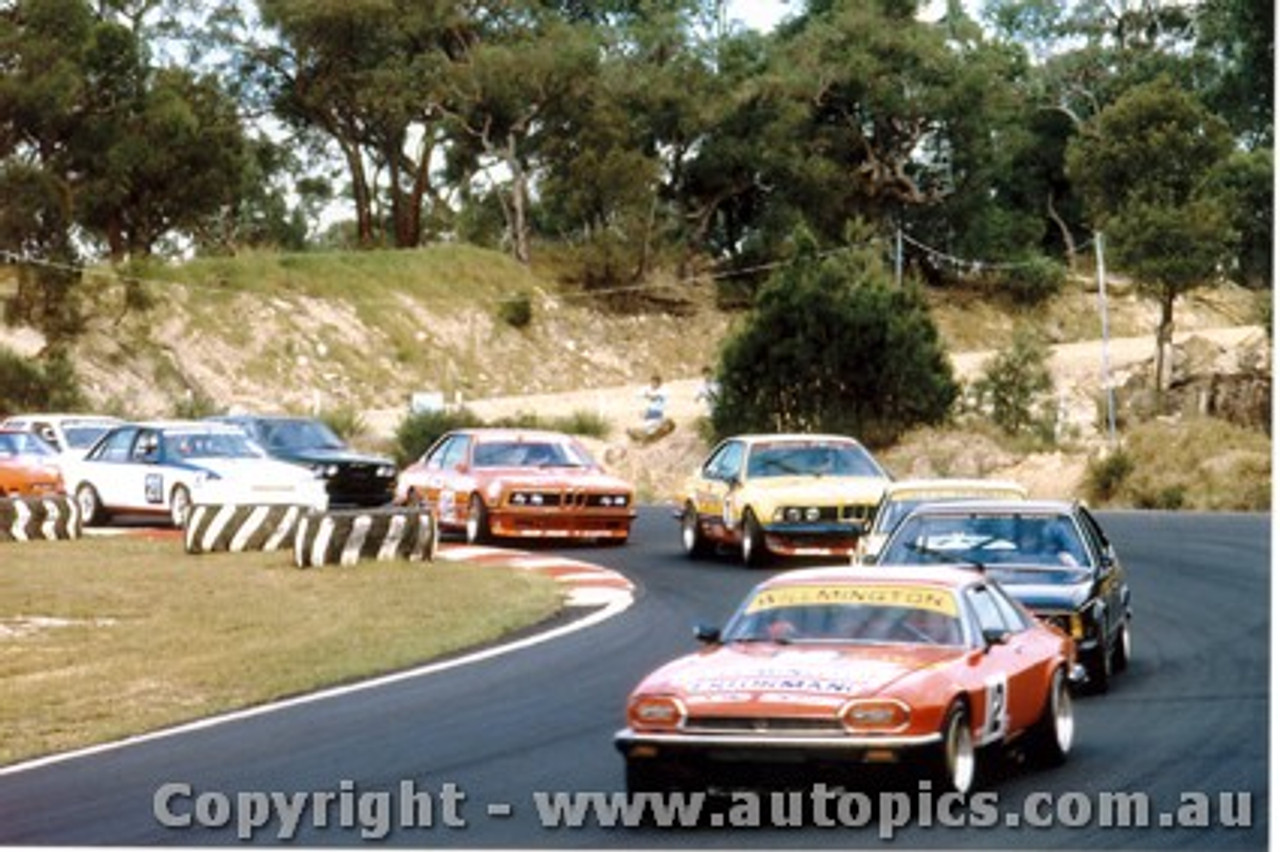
left=145, top=473, right=164, bottom=505
left=439, top=489, right=456, bottom=521
left=981, top=674, right=1009, bottom=744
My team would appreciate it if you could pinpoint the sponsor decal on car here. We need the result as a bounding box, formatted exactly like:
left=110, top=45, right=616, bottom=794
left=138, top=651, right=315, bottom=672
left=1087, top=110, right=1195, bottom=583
left=745, top=585, right=957, bottom=616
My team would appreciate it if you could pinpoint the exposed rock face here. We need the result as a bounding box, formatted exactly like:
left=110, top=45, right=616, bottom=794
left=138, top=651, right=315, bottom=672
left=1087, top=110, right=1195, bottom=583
left=1118, top=332, right=1272, bottom=432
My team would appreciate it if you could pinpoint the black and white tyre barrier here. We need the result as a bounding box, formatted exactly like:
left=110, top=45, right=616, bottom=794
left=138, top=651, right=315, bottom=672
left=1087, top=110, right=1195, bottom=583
left=0, top=495, right=81, bottom=542
left=293, top=507, right=438, bottom=568
left=184, top=504, right=310, bottom=555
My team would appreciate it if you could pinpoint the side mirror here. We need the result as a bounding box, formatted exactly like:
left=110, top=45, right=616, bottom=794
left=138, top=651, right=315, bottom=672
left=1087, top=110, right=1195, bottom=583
left=982, top=627, right=1011, bottom=648
left=693, top=623, right=721, bottom=645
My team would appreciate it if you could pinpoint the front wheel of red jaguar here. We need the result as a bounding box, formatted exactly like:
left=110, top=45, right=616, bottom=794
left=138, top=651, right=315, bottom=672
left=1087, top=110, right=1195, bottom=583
left=930, top=702, right=976, bottom=796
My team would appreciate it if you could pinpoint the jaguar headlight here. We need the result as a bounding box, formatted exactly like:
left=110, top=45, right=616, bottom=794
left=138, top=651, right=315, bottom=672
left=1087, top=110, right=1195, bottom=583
left=627, top=696, right=686, bottom=732
left=841, top=699, right=910, bottom=732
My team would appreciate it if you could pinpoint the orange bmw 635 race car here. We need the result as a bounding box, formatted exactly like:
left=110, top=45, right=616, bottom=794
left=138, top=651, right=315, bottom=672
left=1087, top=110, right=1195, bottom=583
left=395, top=428, right=636, bottom=544
left=616, top=564, right=1077, bottom=795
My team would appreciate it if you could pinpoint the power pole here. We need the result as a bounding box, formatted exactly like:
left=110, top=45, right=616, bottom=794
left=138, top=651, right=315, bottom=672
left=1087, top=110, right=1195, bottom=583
left=1096, top=232, right=1117, bottom=445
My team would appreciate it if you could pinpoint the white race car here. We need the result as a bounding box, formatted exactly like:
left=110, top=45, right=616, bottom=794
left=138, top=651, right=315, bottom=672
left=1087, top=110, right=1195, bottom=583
left=64, top=420, right=328, bottom=527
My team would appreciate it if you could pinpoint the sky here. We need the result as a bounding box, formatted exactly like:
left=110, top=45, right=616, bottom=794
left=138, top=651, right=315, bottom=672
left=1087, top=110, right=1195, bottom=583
left=725, top=0, right=793, bottom=33
left=726, top=0, right=968, bottom=32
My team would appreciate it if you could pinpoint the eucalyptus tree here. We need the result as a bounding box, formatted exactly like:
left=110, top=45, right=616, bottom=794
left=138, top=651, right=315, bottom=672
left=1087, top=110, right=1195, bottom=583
left=1066, top=77, right=1236, bottom=396
left=248, top=0, right=477, bottom=248
left=0, top=0, right=253, bottom=340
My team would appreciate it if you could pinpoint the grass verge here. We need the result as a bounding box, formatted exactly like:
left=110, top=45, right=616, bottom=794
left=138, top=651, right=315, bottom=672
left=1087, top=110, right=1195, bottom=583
left=0, top=537, right=564, bottom=766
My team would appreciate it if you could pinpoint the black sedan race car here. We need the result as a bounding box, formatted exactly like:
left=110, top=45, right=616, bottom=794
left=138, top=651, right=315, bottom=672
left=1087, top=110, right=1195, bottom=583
left=211, top=414, right=397, bottom=508
left=877, top=499, right=1132, bottom=693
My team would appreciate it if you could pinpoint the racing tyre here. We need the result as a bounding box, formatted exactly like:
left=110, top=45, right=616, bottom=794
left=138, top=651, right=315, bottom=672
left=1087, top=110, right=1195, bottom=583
left=930, top=702, right=976, bottom=796
left=740, top=508, right=768, bottom=567
left=1111, top=618, right=1131, bottom=673
left=681, top=502, right=712, bottom=559
left=169, top=485, right=192, bottom=529
left=465, top=494, right=491, bottom=545
left=1026, top=667, right=1073, bottom=767
left=75, top=483, right=108, bottom=526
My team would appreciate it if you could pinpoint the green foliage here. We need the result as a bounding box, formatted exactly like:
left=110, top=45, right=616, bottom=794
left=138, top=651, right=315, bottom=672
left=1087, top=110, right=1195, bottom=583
left=1083, top=449, right=1135, bottom=503
left=1066, top=78, right=1236, bottom=298
left=1001, top=256, right=1066, bottom=307
left=171, top=389, right=218, bottom=420
left=1204, top=148, right=1273, bottom=289
left=318, top=404, right=368, bottom=442
left=0, top=344, right=86, bottom=417
left=497, top=292, right=533, bottom=329
left=971, top=327, right=1056, bottom=439
left=392, top=408, right=485, bottom=467
left=711, top=227, right=958, bottom=448
left=391, top=404, right=612, bottom=468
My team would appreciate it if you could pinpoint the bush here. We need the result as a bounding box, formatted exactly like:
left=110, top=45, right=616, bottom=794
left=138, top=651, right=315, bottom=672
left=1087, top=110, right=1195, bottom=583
left=393, top=407, right=484, bottom=466
left=319, top=403, right=368, bottom=441
left=171, top=388, right=218, bottom=419
left=711, top=225, right=957, bottom=448
left=1001, top=256, right=1066, bottom=307
left=1084, top=449, right=1135, bottom=503
left=971, top=327, right=1056, bottom=440
left=1087, top=418, right=1270, bottom=510
left=486, top=409, right=611, bottom=439
left=0, top=344, right=86, bottom=417
left=497, top=292, right=533, bottom=329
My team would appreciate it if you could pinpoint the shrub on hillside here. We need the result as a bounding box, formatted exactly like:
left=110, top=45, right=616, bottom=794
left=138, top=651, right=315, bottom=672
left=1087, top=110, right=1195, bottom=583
left=1085, top=418, right=1270, bottom=510
left=1083, top=449, right=1135, bottom=503
left=970, top=327, right=1057, bottom=441
left=711, top=225, right=958, bottom=448
left=393, top=407, right=485, bottom=466
left=497, top=292, right=533, bottom=329
left=0, top=344, right=86, bottom=417
left=319, top=403, right=368, bottom=441
left=1001, top=256, right=1066, bottom=307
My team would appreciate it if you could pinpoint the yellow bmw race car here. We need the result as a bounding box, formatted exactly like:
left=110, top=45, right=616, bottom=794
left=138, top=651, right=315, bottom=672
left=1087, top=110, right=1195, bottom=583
left=677, top=433, right=890, bottom=566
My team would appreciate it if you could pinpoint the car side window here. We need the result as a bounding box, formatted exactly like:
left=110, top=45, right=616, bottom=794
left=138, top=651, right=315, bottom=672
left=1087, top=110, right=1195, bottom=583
left=425, top=436, right=459, bottom=470
left=97, top=429, right=136, bottom=462
left=966, top=584, right=1016, bottom=635
left=987, top=583, right=1031, bottom=632
left=441, top=436, right=470, bottom=469
left=704, top=441, right=744, bottom=482
left=1075, top=507, right=1110, bottom=564
left=131, top=430, right=160, bottom=463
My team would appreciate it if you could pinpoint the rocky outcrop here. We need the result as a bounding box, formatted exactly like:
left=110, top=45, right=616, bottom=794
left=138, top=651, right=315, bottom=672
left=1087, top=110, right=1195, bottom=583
left=1117, top=331, right=1271, bottom=432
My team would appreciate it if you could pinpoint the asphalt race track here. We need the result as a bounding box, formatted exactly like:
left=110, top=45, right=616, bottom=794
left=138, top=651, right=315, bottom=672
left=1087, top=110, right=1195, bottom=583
left=0, top=508, right=1268, bottom=848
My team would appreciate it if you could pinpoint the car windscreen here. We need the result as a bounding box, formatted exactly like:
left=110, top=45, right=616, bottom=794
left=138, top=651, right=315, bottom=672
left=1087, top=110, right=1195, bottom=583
left=722, top=583, right=963, bottom=646
left=880, top=512, right=1092, bottom=576
left=0, top=431, right=55, bottom=458
left=745, top=441, right=883, bottom=478
left=62, top=423, right=117, bottom=449
left=472, top=440, right=587, bottom=468
left=259, top=419, right=345, bottom=451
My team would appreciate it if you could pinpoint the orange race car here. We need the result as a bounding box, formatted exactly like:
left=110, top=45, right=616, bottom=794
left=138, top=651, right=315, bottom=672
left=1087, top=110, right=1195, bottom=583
left=395, top=428, right=636, bottom=544
left=0, top=428, right=65, bottom=497
left=616, top=564, right=1077, bottom=795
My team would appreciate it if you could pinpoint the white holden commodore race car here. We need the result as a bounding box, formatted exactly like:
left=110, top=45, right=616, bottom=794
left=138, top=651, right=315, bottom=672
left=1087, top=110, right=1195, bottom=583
left=63, top=420, right=329, bottom=527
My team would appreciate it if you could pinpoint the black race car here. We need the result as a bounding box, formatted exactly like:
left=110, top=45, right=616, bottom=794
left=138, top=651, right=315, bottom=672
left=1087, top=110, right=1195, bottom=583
left=210, top=414, right=396, bottom=508
left=877, top=499, right=1133, bottom=694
